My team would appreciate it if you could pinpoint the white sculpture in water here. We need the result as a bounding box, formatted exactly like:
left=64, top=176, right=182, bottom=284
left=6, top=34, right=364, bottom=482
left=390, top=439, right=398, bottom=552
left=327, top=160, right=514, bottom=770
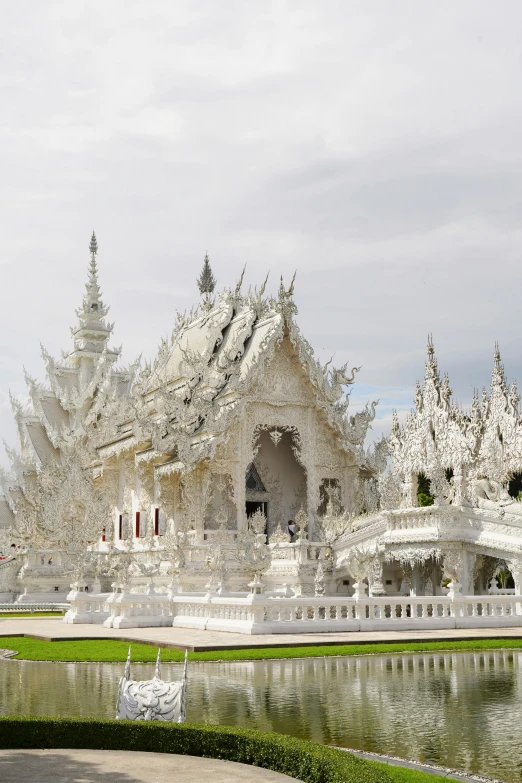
left=116, top=647, right=188, bottom=722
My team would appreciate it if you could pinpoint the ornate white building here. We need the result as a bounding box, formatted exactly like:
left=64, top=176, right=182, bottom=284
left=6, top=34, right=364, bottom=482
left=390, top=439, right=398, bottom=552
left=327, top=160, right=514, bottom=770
left=1, top=235, right=522, bottom=633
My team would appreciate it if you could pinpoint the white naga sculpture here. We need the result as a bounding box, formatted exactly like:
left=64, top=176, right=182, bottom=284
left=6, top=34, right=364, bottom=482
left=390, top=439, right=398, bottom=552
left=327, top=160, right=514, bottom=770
left=116, top=648, right=188, bottom=722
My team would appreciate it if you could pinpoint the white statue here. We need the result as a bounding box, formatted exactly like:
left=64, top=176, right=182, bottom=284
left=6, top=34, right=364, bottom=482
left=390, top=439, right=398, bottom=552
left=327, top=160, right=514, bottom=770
left=116, top=648, right=188, bottom=722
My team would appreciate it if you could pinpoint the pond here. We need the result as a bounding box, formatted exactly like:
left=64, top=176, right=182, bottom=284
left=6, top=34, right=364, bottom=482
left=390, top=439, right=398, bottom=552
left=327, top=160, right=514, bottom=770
left=1, top=651, right=521, bottom=783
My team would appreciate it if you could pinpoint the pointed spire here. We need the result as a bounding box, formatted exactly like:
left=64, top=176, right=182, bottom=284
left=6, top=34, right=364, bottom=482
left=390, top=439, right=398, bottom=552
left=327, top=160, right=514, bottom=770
left=88, top=231, right=99, bottom=287
left=491, top=342, right=507, bottom=392
left=424, top=334, right=440, bottom=385
left=494, top=341, right=501, bottom=368
left=68, top=232, right=119, bottom=361
left=197, top=253, right=216, bottom=299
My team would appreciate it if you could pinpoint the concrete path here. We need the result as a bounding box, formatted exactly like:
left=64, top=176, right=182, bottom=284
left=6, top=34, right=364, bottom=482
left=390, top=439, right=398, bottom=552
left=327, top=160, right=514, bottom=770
left=0, top=749, right=303, bottom=783
left=1, top=616, right=522, bottom=651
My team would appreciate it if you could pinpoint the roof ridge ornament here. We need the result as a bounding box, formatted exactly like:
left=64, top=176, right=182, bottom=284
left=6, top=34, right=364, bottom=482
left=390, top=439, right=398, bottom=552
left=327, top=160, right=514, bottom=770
left=276, top=272, right=298, bottom=320
left=234, top=264, right=246, bottom=295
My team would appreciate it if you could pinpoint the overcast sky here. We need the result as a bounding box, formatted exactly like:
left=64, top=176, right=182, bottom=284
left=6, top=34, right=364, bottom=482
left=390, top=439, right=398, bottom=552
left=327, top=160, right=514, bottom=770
left=1, top=1, right=522, bottom=466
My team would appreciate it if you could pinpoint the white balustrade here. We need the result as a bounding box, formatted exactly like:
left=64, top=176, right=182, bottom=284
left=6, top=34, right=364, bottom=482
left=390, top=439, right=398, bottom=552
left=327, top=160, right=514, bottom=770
left=171, top=592, right=522, bottom=634
left=65, top=589, right=522, bottom=633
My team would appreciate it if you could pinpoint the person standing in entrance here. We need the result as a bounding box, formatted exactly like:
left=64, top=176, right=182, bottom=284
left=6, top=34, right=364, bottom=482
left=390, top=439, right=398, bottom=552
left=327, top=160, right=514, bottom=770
left=287, top=519, right=297, bottom=542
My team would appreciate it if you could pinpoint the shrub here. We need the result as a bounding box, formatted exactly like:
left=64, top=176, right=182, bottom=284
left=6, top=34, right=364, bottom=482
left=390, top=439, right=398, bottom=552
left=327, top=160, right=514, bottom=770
left=0, top=717, right=392, bottom=783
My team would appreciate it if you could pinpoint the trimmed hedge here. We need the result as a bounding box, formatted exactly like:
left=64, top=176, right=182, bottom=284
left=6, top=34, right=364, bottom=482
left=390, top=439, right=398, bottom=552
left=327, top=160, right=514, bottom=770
left=0, top=717, right=393, bottom=783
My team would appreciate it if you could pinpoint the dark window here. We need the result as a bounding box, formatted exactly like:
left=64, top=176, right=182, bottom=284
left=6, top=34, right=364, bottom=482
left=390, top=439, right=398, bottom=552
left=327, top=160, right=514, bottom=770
left=135, top=511, right=140, bottom=538
left=245, top=463, right=266, bottom=492
left=118, top=515, right=123, bottom=540
left=154, top=508, right=160, bottom=536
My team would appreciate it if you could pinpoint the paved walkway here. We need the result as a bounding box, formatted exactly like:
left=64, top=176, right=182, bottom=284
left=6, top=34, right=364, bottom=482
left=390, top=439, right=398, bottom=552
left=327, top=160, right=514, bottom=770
left=0, top=749, right=303, bottom=783
left=1, top=616, right=522, bottom=651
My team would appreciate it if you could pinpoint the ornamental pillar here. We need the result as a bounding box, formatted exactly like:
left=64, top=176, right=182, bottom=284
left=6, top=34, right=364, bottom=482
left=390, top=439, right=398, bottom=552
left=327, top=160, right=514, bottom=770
left=410, top=563, right=422, bottom=596
left=506, top=558, right=522, bottom=595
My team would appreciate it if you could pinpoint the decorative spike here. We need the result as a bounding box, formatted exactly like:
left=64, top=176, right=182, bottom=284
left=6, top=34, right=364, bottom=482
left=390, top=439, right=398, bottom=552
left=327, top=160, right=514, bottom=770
left=287, top=270, right=297, bottom=297
left=124, top=646, right=131, bottom=679
left=179, top=649, right=189, bottom=723
left=259, top=271, right=269, bottom=297
left=427, top=333, right=435, bottom=358
left=235, top=264, right=246, bottom=295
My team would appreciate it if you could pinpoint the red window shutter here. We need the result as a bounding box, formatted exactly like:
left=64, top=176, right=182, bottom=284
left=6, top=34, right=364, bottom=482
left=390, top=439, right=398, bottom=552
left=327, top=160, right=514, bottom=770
left=135, top=511, right=140, bottom=538
left=118, top=515, right=123, bottom=540
left=154, top=508, right=159, bottom=536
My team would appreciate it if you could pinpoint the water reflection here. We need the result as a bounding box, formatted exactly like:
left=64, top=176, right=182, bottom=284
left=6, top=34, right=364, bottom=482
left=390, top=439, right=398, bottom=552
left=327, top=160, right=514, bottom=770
left=0, top=651, right=520, bottom=783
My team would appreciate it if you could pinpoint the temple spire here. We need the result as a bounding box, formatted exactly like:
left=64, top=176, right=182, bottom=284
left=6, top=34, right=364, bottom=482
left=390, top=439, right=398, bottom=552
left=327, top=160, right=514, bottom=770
left=491, top=341, right=507, bottom=393
left=197, top=253, right=216, bottom=301
left=68, top=232, right=117, bottom=361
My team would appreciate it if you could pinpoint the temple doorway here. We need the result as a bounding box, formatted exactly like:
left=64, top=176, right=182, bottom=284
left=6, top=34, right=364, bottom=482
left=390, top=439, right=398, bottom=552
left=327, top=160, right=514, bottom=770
left=247, top=426, right=307, bottom=538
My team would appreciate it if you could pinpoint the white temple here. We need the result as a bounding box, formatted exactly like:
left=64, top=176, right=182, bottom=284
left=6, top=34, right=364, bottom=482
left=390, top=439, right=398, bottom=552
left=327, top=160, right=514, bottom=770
left=1, top=235, right=522, bottom=633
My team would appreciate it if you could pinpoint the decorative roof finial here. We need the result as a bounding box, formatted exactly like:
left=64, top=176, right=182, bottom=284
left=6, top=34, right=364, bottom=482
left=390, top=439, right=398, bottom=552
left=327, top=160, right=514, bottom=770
left=494, top=341, right=501, bottom=367
left=89, top=231, right=98, bottom=256
left=197, top=253, right=216, bottom=300
left=427, top=333, right=435, bottom=358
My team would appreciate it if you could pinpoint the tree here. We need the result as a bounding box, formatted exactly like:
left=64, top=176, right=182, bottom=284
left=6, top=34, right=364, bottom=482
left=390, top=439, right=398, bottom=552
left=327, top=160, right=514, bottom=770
left=197, top=253, right=216, bottom=297
left=417, top=472, right=434, bottom=507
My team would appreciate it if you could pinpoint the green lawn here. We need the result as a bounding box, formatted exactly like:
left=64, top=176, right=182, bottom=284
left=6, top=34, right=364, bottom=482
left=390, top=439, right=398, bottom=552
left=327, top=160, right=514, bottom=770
left=381, top=764, right=455, bottom=782
left=1, top=634, right=522, bottom=662
left=0, top=612, right=64, bottom=617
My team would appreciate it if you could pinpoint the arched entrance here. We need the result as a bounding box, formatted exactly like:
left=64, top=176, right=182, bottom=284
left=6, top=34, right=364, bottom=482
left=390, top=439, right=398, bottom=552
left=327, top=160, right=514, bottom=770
left=247, top=427, right=307, bottom=539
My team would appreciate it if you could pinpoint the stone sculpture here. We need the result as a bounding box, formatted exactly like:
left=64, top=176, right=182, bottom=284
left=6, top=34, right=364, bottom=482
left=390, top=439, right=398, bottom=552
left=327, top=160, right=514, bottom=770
left=116, top=648, right=188, bottom=722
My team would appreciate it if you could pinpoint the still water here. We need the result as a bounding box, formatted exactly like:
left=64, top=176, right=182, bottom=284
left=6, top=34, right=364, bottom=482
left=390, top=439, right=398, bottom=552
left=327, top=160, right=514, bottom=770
left=1, top=651, right=521, bottom=783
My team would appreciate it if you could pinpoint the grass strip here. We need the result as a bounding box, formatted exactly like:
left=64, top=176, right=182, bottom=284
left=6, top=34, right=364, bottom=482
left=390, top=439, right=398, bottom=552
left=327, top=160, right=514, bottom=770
left=381, top=766, right=455, bottom=782
left=0, top=612, right=64, bottom=617
left=1, top=635, right=522, bottom=662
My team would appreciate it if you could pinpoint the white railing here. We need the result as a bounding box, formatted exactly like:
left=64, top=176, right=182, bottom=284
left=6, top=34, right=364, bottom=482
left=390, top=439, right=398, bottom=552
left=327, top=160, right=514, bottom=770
left=64, top=589, right=522, bottom=633
left=0, top=602, right=69, bottom=613
left=171, top=593, right=522, bottom=634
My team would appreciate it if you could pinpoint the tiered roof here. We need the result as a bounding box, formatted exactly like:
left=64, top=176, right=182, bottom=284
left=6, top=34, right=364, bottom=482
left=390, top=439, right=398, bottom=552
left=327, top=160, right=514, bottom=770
left=0, top=234, right=136, bottom=517
left=98, top=265, right=377, bottom=467
left=389, top=338, right=522, bottom=484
